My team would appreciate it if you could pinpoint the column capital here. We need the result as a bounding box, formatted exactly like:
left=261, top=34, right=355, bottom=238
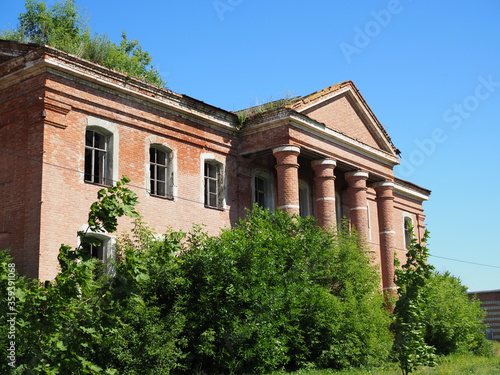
left=373, top=181, right=395, bottom=189
left=311, top=159, right=337, bottom=168
left=345, top=170, right=369, bottom=180
left=272, top=145, right=300, bottom=155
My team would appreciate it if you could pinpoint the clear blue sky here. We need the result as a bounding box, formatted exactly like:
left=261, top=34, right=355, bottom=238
left=2, top=0, right=499, bottom=292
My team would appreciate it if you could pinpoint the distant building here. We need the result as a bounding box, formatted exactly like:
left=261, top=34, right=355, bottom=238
left=468, top=290, right=500, bottom=341
left=0, top=40, right=430, bottom=292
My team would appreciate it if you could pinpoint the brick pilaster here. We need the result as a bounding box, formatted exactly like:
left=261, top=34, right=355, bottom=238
left=273, top=145, right=300, bottom=215
left=345, top=171, right=369, bottom=241
left=311, top=159, right=336, bottom=228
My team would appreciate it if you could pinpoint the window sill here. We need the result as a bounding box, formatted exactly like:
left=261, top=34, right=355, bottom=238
left=84, top=180, right=112, bottom=188
left=204, top=205, right=226, bottom=212
left=150, top=193, right=174, bottom=201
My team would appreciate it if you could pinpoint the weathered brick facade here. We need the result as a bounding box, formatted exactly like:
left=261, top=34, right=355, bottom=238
left=468, top=290, right=500, bottom=342
left=0, top=41, right=430, bottom=290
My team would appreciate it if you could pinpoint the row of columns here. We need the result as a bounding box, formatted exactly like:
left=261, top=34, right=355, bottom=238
left=272, top=145, right=396, bottom=293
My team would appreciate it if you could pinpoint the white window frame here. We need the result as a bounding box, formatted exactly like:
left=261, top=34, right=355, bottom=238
left=252, top=170, right=274, bottom=210
left=201, top=153, right=225, bottom=210
left=85, top=117, right=119, bottom=186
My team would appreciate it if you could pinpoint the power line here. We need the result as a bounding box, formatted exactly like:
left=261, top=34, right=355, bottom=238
left=0, top=149, right=205, bottom=206
left=366, top=239, right=500, bottom=270
left=429, top=254, right=500, bottom=269
left=2, top=150, right=500, bottom=270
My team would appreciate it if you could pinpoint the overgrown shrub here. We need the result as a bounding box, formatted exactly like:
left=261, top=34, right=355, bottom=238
left=1, top=178, right=491, bottom=374
left=178, top=207, right=392, bottom=374
left=0, top=179, right=184, bottom=374
left=424, top=271, right=491, bottom=356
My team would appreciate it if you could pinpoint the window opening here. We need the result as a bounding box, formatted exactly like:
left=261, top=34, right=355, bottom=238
left=204, top=162, right=220, bottom=208
left=85, top=130, right=109, bottom=185
left=150, top=147, right=170, bottom=198
left=404, top=216, right=413, bottom=249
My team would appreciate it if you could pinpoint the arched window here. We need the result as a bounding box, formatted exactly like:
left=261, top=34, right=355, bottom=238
left=80, top=232, right=116, bottom=276
left=85, top=118, right=118, bottom=186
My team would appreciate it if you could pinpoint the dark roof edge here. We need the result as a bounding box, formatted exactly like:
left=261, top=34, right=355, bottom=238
left=0, top=40, right=239, bottom=127
left=394, top=177, right=431, bottom=197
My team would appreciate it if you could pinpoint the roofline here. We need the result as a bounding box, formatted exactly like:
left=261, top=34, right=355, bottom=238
left=242, top=107, right=400, bottom=166
left=0, top=41, right=239, bottom=131
left=394, top=177, right=431, bottom=201
left=467, top=289, right=500, bottom=295
left=287, top=80, right=398, bottom=154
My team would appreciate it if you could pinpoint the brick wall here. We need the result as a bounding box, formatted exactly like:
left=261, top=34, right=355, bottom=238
left=0, top=43, right=430, bottom=282
left=301, top=93, right=382, bottom=149
left=468, top=290, right=500, bottom=342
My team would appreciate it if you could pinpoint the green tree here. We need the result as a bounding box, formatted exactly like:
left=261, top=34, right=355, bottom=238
left=0, top=177, right=184, bottom=374
left=178, top=208, right=392, bottom=374
left=1, top=0, right=166, bottom=87
left=424, top=271, right=491, bottom=356
left=392, top=228, right=437, bottom=375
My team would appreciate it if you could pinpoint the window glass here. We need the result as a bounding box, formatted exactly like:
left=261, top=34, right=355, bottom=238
left=404, top=216, right=412, bottom=248
left=150, top=147, right=170, bottom=198
left=85, top=130, right=109, bottom=185
left=254, top=176, right=267, bottom=208
left=204, top=162, right=221, bottom=208
left=299, top=180, right=310, bottom=218
left=81, top=237, right=104, bottom=260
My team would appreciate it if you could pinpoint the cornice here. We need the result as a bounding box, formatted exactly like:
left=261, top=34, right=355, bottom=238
left=394, top=179, right=431, bottom=201
left=241, top=107, right=400, bottom=166
left=0, top=44, right=239, bottom=132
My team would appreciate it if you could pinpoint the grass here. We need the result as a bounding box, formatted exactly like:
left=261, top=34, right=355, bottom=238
left=270, top=342, right=500, bottom=375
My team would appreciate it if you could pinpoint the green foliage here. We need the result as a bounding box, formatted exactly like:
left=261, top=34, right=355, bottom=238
left=2, top=177, right=491, bottom=374
left=0, top=177, right=184, bottom=374
left=179, top=207, right=392, bottom=374
left=99, top=220, right=186, bottom=374
left=424, top=271, right=491, bottom=356
left=86, top=176, right=139, bottom=233
left=1, top=0, right=166, bottom=87
left=392, top=228, right=437, bottom=375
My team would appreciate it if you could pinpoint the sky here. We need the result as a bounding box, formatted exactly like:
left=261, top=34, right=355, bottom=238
left=1, top=0, right=499, bottom=292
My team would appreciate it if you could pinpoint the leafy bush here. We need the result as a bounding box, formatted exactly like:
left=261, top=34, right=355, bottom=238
left=424, top=271, right=491, bottom=356
left=0, top=179, right=184, bottom=374
left=178, top=207, right=392, bottom=374
left=3, top=177, right=490, bottom=374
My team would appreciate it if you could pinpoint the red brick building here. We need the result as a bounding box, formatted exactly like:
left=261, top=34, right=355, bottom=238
left=468, top=290, right=500, bottom=342
left=0, top=40, right=430, bottom=292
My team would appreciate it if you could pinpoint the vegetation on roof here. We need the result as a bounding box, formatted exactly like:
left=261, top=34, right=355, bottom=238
left=0, top=0, right=166, bottom=87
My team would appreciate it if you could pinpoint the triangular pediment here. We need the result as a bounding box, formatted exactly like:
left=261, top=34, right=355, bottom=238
left=287, top=81, right=397, bottom=155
